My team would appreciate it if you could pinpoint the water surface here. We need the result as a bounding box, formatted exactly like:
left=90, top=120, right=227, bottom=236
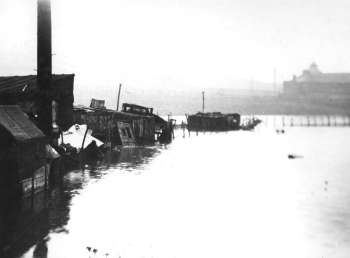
left=1, top=121, right=350, bottom=258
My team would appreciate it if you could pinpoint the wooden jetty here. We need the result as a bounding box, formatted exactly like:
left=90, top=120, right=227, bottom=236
left=262, top=115, right=350, bottom=128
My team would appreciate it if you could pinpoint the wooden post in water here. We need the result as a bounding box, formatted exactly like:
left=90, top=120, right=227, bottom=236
left=182, top=121, right=185, bottom=138
left=282, top=116, right=285, bottom=127
left=116, top=83, right=122, bottom=111
left=327, top=115, right=330, bottom=126
left=290, top=117, right=294, bottom=127
left=37, top=0, right=53, bottom=136
left=81, top=126, right=89, bottom=150
left=80, top=125, right=89, bottom=162
left=185, top=114, right=190, bottom=137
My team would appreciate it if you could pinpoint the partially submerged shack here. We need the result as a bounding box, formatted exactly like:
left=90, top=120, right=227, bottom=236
left=0, top=106, right=52, bottom=198
left=73, top=102, right=163, bottom=146
left=0, top=74, right=75, bottom=131
left=187, top=112, right=241, bottom=131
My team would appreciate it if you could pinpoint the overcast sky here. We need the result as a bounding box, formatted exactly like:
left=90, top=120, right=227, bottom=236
left=1, top=0, right=350, bottom=103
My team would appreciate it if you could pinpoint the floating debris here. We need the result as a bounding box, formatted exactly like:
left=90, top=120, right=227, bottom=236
left=276, top=129, right=285, bottom=134
left=58, top=124, right=104, bottom=152
left=288, top=154, right=303, bottom=159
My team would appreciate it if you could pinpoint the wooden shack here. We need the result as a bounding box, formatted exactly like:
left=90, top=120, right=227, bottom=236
left=0, top=74, right=75, bottom=131
left=187, top=112, right=241, bottom=131
left=0, top=106, right=50, bottom=198
left=73, top=103, right=157, bottom=146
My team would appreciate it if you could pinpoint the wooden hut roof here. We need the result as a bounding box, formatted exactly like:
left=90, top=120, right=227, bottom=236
left=73, top=105, right=154, bottom=119
left=0, top=74, right=74, bottom=95
left=0, top=105, right=45, bottom=142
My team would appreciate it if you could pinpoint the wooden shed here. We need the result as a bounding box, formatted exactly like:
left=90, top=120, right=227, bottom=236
left=0, top=74, right=75, bottom=131
left=73, top=103, right=157, bottom=146
left=0, top=106, right=50, bottom=198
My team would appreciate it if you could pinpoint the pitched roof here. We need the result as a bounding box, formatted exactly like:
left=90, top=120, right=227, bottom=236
left=0, top=105, right=45, bottom=141
left=0, top=74, right=74, bottom=95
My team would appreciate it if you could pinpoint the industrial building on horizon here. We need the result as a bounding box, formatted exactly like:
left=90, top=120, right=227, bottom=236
left=283, top=63, right=350, bottom=102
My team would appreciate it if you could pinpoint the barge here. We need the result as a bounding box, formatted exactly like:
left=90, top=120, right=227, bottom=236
left=186, top=112, right=241, bottom=131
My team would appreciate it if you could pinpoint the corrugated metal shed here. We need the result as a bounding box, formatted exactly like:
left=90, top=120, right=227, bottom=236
left=0, top=105, right=45, bottom=141
left=0, top=74, right=74, bottom=95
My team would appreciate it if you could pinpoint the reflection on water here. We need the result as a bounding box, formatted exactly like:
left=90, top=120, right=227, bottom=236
left=1, top=121, right=350, bottom=258
left=101, top=146, right=161, bottom=172
left=0, top=147, right=160, bottom=258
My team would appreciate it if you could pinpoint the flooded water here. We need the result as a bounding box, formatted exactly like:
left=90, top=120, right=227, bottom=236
left=1, top=119, right=350, bottom=258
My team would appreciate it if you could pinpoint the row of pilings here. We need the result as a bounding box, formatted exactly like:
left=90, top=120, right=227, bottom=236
left=255, top=115, right=350, bottom=128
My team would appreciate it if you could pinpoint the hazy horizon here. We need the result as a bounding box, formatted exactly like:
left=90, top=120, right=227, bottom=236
left=1, top=0, right=350, bottom=105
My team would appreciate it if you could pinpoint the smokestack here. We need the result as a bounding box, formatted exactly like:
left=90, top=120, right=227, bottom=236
left=37, top=0, right=52, bottom=135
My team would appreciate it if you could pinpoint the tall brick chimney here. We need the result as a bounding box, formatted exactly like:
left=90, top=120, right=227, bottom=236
left=37, top=0, right=52, bottom=136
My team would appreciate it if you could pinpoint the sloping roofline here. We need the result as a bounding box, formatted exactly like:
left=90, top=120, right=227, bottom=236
left=0, top=74, right=74, bottom=95
left=0, top=105, right=45, bottom=142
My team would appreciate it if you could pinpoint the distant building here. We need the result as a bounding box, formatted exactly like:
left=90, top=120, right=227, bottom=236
left=283, top=63, right=350, bottom=101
